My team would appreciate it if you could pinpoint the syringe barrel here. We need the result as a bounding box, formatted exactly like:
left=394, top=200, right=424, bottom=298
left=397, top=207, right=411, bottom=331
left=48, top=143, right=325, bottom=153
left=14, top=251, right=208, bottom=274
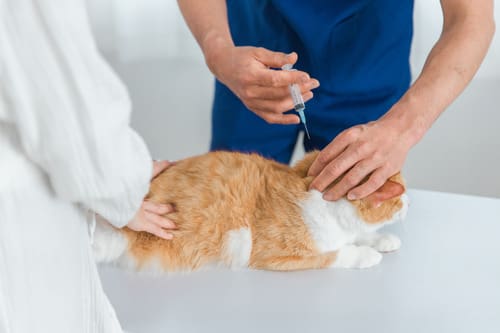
left=289, top=83, right=305, bottom=110
left=282, top=64, right=305, bottom=110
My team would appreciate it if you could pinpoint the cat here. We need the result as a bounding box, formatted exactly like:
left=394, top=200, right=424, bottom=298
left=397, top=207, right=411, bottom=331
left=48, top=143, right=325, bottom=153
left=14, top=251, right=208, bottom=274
left=93, top=150, right=408, bottom=272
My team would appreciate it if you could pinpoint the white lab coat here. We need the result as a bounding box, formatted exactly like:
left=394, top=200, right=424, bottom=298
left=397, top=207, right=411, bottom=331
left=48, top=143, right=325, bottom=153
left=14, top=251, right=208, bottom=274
left=0, top=1, right=152, bottom=332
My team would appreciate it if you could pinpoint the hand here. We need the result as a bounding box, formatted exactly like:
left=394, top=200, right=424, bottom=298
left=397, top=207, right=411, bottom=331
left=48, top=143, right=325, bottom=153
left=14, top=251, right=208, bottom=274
left=308, top=119, right=414, bottom=201
left=126, top=160, right=177, bottom=240
left=206, top=45, right=320, bottom=124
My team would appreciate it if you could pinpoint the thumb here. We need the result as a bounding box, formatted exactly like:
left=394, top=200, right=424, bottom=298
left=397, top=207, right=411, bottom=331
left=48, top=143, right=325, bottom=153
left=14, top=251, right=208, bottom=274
left=254, top=48, right=298, bottom=68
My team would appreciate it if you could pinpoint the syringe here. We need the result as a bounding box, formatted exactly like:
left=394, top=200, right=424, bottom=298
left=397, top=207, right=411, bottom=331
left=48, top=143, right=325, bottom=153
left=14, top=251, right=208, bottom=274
left=282, top=64, right=310, bottom=140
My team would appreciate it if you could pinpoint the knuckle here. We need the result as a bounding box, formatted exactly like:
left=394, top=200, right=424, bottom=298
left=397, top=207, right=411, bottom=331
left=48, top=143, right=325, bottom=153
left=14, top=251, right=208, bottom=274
left=273, top=53, right=284, bottom=64
left=357, top=142, right=371, bottom=155
left=343, top=175, right=357, bottom=187
left=370, top=175, right=385, bottom=187
left=324, top=164, right=340, bottom=178
left=357, top=124, right=368, bottom=132
left=357, top=162, right=371, bottom=175
left=350, top=167, right=363, bottom=180
left=270, top=73, right=280, bottom=87
left=371, top=151, right=384, bottom=162
left=340, top=129, right=356, bottom=142
left=316, top=153, right=330, bottom=166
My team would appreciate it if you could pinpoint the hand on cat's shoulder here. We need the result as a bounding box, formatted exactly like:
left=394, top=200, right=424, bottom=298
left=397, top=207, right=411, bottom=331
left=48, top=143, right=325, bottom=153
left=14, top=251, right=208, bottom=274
left=127, top=201, right=176, bottom=240
left=308, top=118, right=416, bottom=201
left=126, top=160, right=177, bottom=240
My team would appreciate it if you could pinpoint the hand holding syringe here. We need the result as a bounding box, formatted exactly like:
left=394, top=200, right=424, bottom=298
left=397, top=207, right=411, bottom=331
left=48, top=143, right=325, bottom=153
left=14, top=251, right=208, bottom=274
left=282, top=64, right=311, bottom=139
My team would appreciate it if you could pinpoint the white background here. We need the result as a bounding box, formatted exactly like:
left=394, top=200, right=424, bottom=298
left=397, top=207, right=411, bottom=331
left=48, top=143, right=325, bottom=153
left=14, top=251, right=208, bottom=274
left=88, top=0, right=500, bottom=198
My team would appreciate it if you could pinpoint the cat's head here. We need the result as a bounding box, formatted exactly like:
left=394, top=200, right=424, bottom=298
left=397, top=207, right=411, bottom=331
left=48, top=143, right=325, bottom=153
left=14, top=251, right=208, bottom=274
left=294, top=151, right=409, bottom=226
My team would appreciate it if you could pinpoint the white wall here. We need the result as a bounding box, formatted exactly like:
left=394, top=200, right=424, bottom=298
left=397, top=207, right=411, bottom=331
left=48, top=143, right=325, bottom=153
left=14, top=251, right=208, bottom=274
left=87, top=0, right=500, bottom=198
left=411, top=1, right=500, bottom=79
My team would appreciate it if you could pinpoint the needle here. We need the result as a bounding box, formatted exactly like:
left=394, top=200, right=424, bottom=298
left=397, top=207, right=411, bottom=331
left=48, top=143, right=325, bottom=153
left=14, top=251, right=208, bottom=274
left=298, top=109, right=311, bottom=140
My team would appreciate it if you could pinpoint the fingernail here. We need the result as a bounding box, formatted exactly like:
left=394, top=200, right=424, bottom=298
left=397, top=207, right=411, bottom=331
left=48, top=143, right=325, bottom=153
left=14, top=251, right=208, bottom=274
left=301, top=75, right=309, bottom=83
left=165, top=233, right=174, bottom=240
left=287, top=52, right=295, bottom=58
left=323, top=193, right=334, bottom=201
left=347, top=193, right=356, bottom=200
left=311, top=79, right=320, bottom=88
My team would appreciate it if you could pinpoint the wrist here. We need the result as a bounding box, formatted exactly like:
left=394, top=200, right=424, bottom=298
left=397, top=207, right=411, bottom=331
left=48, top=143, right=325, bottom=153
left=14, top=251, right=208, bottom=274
left=379, top=96, right=429, bottom=148
left=202, top=31, right=234, bottom=77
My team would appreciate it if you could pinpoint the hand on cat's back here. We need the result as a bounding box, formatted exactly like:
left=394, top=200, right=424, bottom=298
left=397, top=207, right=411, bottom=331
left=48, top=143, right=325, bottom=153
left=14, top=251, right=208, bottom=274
left=126, top=160, right=177, bottom=240
left=308, top=118, right=417, bottom=201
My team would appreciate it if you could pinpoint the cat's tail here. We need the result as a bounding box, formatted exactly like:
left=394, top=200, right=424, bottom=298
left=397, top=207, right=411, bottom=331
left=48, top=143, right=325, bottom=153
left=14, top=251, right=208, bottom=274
left=91, top=216, right=129, bottom=265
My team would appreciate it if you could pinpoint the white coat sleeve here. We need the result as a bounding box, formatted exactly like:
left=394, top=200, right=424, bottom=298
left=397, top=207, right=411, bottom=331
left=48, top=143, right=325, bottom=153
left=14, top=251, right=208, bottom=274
left=0, top=1, right=152, bottom=227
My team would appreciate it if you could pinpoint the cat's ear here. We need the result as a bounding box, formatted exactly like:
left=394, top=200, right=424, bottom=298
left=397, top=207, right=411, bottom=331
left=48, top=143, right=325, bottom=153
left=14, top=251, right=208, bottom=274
left=362, top=180, right=405, bottom=208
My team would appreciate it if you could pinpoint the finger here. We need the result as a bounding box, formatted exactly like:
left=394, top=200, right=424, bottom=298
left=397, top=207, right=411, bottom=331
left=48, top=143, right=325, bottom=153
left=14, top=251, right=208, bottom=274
left=255, top=68, right=310, bottom=87
left=322, top=160, right=374, bottom=201
left=145, top=211, right=177, bottom=229
left=152, top=160, right=172, bottom=178
left=309, top=146, right=363, bottom=193
left=244, top=79, right=320, bottom=100
left=347, top=168, right=389, bottom=203
left=142, top=201, right=174, bottom=215
left=254, top=48, right=298, bottom=68
left=255, top=111, right=300, bottom=125
left=144, top=223, right=174, bottom=240
left=249, top=91, right=314, bottom=115
left=308, top=128, right=360, bottom=177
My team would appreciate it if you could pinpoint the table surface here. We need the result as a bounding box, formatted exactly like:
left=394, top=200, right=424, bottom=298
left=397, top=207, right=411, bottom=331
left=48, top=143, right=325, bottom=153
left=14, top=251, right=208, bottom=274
left=99, top=190, right=500, bottom=333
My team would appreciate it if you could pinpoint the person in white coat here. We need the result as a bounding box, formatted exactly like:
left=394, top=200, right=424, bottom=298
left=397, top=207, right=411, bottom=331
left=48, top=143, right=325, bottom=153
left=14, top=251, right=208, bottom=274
left=0, top=1, right=176, bottom=332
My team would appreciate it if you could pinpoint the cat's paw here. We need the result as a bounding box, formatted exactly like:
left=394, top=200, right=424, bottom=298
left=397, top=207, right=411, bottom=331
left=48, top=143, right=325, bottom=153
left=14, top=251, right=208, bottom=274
left=372, top=234, right=401, bottom=253
left=332, top=245, right=383, bottom=269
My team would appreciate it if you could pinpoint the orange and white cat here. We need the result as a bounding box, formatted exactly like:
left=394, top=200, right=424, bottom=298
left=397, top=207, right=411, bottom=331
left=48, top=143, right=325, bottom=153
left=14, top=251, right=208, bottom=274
left=93, top=151, right=408, bottom=272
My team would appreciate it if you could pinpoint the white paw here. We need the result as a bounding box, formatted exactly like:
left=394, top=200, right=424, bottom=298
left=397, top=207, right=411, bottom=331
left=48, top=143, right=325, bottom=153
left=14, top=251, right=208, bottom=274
left=332, top=245, right=383, bottom=269
left=372, top=234, right=401, bottom=253
left=92, top=218, right=128, bottom=263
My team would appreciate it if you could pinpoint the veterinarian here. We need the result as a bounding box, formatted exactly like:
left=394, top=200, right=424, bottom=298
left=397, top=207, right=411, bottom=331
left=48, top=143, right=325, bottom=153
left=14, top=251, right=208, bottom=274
left=0, top=1, right=177, bottom=332
left=178, top=0, right=495, bottom=199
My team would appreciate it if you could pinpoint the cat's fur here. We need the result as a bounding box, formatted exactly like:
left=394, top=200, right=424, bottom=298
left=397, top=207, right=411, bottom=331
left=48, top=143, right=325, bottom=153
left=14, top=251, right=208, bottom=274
left=93, top=151, right=408, bottom=272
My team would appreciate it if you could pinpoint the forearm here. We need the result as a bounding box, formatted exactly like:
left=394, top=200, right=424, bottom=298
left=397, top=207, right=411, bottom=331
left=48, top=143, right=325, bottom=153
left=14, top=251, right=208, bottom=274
left=177, top=0, right=233, bottom=72
left=381, top=1, right=495, bottom=146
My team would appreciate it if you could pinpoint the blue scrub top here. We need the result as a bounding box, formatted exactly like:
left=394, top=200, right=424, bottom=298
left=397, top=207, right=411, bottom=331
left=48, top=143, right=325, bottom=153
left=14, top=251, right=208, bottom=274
left=211, top=0, right=414, bottom=163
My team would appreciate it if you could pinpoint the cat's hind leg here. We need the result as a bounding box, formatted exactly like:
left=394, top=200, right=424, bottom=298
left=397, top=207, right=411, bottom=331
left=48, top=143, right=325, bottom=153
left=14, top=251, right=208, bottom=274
left=250, top=253, right=337, bottom=271
left=221, top=228, right=253, bottom=269
left=355, top=233, right=401, bottom=253
left=331, top=245, right=382, bottom=269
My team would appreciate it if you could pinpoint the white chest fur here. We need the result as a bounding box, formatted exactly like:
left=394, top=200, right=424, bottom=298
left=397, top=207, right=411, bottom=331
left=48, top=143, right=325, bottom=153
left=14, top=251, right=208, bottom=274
left=300, top=190, right=408, bottom=254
